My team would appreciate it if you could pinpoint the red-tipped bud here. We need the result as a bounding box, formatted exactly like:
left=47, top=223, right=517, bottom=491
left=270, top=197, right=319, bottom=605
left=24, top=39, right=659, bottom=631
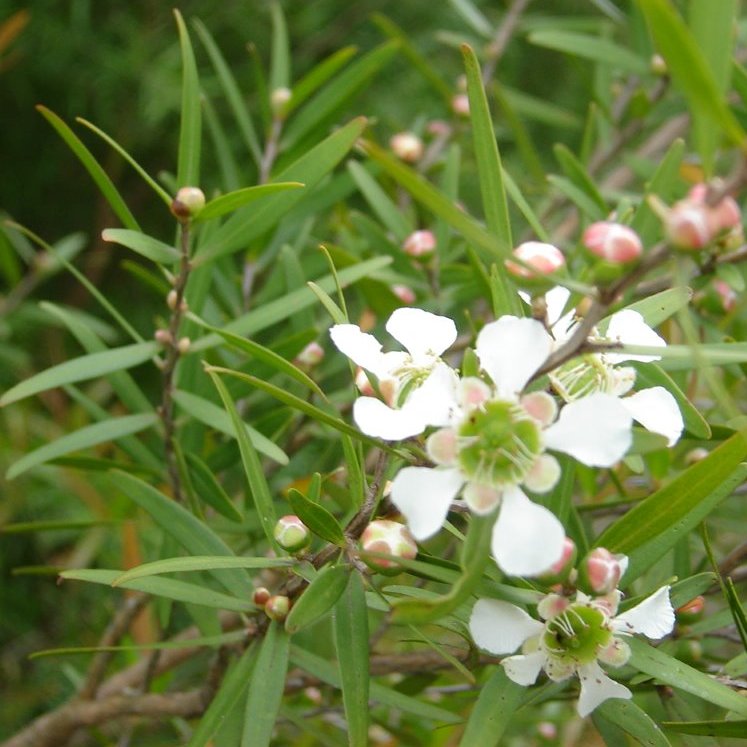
left=676, top=595, right=705, bottom=623
left=582, top=222, right=643, bottom=264
left=389, top=132, right=424, bottom=163
left=273, top=515, right=312, bottom=553
left=505, top=241, right=566, bottom=280
left=390, top=284, right=416, bottom=305
left=170, top=187, right=205, bottom=221
left=294, top=341, right=324, bottom=369
left=252, top=586, right=271, bottom=606
left=451, top=93, right=470, bottom=117
left=360, top=519, right=417, bottom=575
left=578, top=547, right=627, bottom=595
left=666, top=202, right=711, bottom=250
left=537, top=537, right=577, bottom=585
left=402, top=229, right=436, bottom=258
left=264, top=594, right=290, bottom=621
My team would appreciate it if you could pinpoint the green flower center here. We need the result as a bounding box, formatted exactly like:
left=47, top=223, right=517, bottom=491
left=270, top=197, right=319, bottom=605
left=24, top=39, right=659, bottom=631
left=549, top=355, right=612, bottom=401
left=543, top=603, right=612, bottom=667
left=457, top=400, right=542, bottom=487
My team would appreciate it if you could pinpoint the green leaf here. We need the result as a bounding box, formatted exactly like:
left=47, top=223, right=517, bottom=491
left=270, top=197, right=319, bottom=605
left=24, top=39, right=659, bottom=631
left=637, top=0, right=746, bottom=147
left=285, top=565, right=350, bottom=634
left=459, top=668, right=525, bottom=747
left=596, top=433, right=747, bottom=581
left=547, top=174, right=604, bottom=220
left=595, top=699, right=672, bottom=747
left=196, top=182, right=305, bottom=221
left=185, top=452, right=243, bottom=522
left=348, top=161, right=412, bottom=241
left=628, top=637, right=747, bottom=717
left=0, top=341, right=158, bottom=407
left=6, top=413, right=158, bottom=480
left=621, top=287, right=693, bottom=329
left=111, top=470, right=249, bottom=597
left=36, top=106, right=140, bottom=231
left=333, top=572, right=369, bottom=747
left=268, top=0, right=290, bottom=92
left=620, top=342, right=747, bottom=370
left=60, top=568, right=254, bottom=612
left=187, top=642, right=257, bottom=747
left=528, top=30, right=650, bottom=74
left=661, top=720, right=747, bottom=737
left=242, top=622, right=290, bottom=747
left=285, top=46, right=359, bottom=115
left=553, top=143, right=607, bottom=216
left=112, top=555, right=294, bottom=586
left=101, top=228, right=180, bottom=264
left=172, top=390, right=288, bottom=465
left=174, top=9, right=201, bottom=187
left=287, top=488, right=345, bottom=546
left=207, top=370, right=278, bottom=547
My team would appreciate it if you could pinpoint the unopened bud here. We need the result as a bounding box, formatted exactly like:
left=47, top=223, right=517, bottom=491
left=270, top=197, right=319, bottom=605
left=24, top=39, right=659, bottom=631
left=252, top=586, right=271, bottom=606
left=402, top=229, right=436, bottom=258
left=264, top=594, right=290, bottom=621
left=167, top=289, right=178, bottom=310
left=578, top=547, right=627, bottom=595
left=177, top=337, right=191, bottom=354
left=451, top=93, right=470, bottom=117
left=685, top=447, right=709, bottom=464
left=389, top=132, right=424, bottom=163
left=273, top=514, right=312, bottom=553
left=650, top=53, right=667, bottom=76
left=537, top=537, right=577, bottom=585
left=427, top=119, right=451, bottom=137
left=505, top=241, right=566, bottom=280
left=537, top=722, right=558, bottom=741
left=666, top=202, right=711, bottom=250
left=360, top=519, right=417, bottom=574
left=713, top=279, right=738, bottom=313
left=154, top=329, right=172, bottom=345
left=271, top=87, right=292, bottom=117
left=390, top=284, right=416, bottom=305
left=676, top=595, right=705, bottom=623
left=294, top=341, right=324, bottom=368
left=170, top=187, right=205, bottom=221
left=582, top=222, right=643, bottom=264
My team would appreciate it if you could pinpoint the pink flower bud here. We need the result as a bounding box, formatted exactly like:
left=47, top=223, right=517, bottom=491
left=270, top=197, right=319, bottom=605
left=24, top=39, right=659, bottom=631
left=252, top=586, right=271, bottom=606
left=402, top=230, right=437, bottom=258
left=665, top=202, right=711, bottom=250
left=389, top=132, right=424, bottom=163
left=390, top=284, right=416, bottom=305
left=676, top=595, right=705, bottom=623
left=537, top=537, right=577, bottom=584
left=582, top=222, right=643, bottom=264
left=360, top=519, right=417, bottom=574
left=294, top=341, right=324, bottom=368
left=684, top=447, right=709, bottom=464
left=505, top=241, right=566, bottom=279
left=427, top=120, right=451, bottom=137
left=714, top=279, right=737, bottom=313
left=273, top=515, right=312, bottom=553
left=264, top=594, right=290, bottom=621
left=537, top=722, right=558, bottom=740
left=451, top=93, right=470, bottom=117
left=170, top=186, right=205, bottom=221
left=578, top=547, right=626, bottom=595
left=271, top=87, right=292, bottom=117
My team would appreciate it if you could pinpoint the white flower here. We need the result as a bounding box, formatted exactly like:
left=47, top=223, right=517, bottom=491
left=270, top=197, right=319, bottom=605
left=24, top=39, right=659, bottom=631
left=544, top=287, right=684, bottom=446
left=469, top=585, right=675, bottom=717
left=390, top=315, right=633, bottom=576
left=330, top=308, right=458, bottom=439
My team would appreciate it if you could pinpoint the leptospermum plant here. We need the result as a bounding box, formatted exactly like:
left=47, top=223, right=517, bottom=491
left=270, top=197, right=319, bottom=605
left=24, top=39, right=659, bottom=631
left=6, top=3, right=747, bottom=746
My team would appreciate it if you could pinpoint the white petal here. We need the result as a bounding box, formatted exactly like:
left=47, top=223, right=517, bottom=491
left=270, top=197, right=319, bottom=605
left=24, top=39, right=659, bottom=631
left=604, top=310, right=665, bottom=364
left=389, top=466, right=463, bottom=540
left=623, top=387, right=684, bottom=446
left=401, top=362, right=459, bottom=428
left=477, top=317, right=553, bottom=397
left=543, top=393, right=632, bottom=467
left=502, top=651, right=546, bottom=686
left=577, top=661, right=631, bottom=717
left=545, top=286, right=572, bottom=328
left=329, top=324, right=388, bottom=376
left=612, top=586, right=675, bottom=639
left=353, top=397, right=427, bottom=440
left=469, top=598, right=544, bottom=655
left=491, top=486, right=566, bottom=576
left=385, top=307, right=457, bottom=360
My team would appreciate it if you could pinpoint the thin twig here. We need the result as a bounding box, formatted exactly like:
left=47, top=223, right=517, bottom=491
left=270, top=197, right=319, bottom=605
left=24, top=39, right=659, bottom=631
left=481, top=0, right=533, bottom=86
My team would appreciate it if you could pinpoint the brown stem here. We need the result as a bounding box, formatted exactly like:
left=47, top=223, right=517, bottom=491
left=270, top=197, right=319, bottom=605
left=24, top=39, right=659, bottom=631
left=481, top=0, right=533, bottom=86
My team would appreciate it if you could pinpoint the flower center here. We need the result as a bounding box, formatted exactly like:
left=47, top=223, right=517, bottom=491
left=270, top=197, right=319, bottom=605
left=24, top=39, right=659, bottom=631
left=549, top=355, right=613, bottom=401
left=457, top=400, right=542, bottom=487
left=392, top=360, right=432, bottom=407
left=542, top=603, right=612, bottom=667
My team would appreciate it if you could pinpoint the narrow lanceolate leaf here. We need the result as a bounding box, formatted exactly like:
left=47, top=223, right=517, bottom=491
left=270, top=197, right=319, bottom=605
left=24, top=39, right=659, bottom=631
left=287, top=488, right=346, bottom=546
left=553, top=143, right=607, bottom=216
left=60, top=568, right=254, bottom=612
left=285, top=46, right=359, bottom=115
left=207, top=370, right=278, bottom=547
left=333, top=572, right=369, bottom=747
left=195, top=182, right=304, bottom=221
left=596, top=432, right=747, bottom=581
left=637, top=0, right=746, bottom=147
left=285, top=565, right=350, bottom=634
left=459, top=668, right=525, bottom=747
left=622, top=287, right=693, bottom=329
left=6, top=413, right=158, bottom=480
left=36, top=106, right=140, bottom=231
left=661, top=720, right=747, bottom=738
left=111, top=470, right=249, bottom=598
left=0, top=341, right=159, bottom=407
left=185, top=452, right=244, bottom=522
left=102, top=228, right=180, bottom=264
left=174, top=9, right=201, bottom=187
left=628, top=637, right=747, bottom=717
left=187, top=642, right=257, bottom=747
left=269, top=0, right=290, bottom=92
left=595, top=700, right=672, bottom=747
left=112, top=555, right=294, bottom=587
left=242, top=622, right=291, bottom=747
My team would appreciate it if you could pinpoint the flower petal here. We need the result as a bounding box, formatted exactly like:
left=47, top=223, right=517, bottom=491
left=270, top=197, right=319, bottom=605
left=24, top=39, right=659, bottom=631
left=622, top=387, right=684, bottom=446
left=477, top=317, right=553, bottom=397
left=546, top=286, right=574, bottom=338
left=353, top=397, right=427, bottom=440
left=491, top=486, right=565, bottom=576
left=389, top=466, right=463, bottom=540
left=543, top=393, right=632, bottom=467
left=401, top=362, right=459, bottom=428
left=502, top=651, right=546, bottom=686
left=469, top=598, right=544, bottom=654
left=612, top=586, right=675, bottom=639
left=604, top=309, right=665, bottom=364
left=385, top=307, right=457, bottom=360
left=577, top=661, right=631, bottom=717
left=329, top=324, right=387, bottom=375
